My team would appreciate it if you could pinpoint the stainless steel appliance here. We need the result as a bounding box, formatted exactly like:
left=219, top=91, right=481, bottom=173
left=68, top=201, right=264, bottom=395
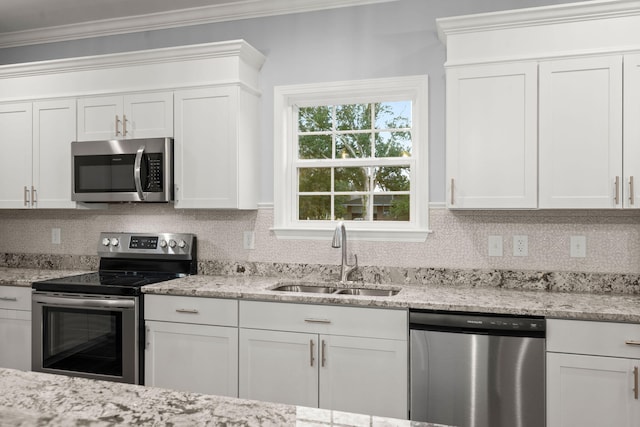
left=71, top=137, right=173, bottom=203
left=32, top=232, right=196, bottom=384
left=410, top=310, right=545, bottom=427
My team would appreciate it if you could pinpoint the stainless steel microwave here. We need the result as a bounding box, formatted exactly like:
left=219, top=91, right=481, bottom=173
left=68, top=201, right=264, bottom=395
left=71, top=137, right=173, bottom=203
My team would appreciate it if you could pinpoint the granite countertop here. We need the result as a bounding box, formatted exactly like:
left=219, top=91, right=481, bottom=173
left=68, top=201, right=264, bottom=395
left=0, top=368, right=440, bottom=427
left=142, top=275, right=640, bottom=323
left=0, top=267, right=90, bottom=286
left=3, top=266, right=640, bottom=322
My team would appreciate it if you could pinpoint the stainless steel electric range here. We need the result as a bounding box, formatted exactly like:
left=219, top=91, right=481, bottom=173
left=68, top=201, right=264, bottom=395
left=31, top=232, right=197, bottom=384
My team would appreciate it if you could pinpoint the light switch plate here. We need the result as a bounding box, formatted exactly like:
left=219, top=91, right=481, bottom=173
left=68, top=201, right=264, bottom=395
left=51, top=228, right=61, bottom=245
left=570, top=235, right=586, bottom=258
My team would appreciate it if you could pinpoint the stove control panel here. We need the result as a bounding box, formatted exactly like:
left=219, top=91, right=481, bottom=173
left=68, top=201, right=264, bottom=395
left=98, top=232, right=196, bottom=260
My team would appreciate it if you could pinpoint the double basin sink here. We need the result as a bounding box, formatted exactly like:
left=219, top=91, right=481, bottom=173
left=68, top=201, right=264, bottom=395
left=271, top=283, right=400, bottom=297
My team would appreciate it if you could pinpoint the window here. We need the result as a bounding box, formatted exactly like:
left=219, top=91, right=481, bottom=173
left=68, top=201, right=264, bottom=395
left=273, top=76, right=429, bottom=241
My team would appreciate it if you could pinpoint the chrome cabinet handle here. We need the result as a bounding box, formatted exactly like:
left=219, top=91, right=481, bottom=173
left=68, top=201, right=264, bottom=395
left=123, top=114, right=128, bottom=136
left=321, top=340, right=326, bottom=367
left=450, top=178, right=455, bottom=205
left=615, top=176, right=620, bottom=205
left=304, top=318, right=331, bottom=324
left=175, top=308, right=199, bottom=314
left=24, top=186, right=29, bottom=207
left=625, top=340, right=640, bottom=346
left=145, top=327, right=150, bottom=350
left=634, top=366, right=639, bottom=400
left=310, top=340, right=315, bottom=367
left=31, top=186, right=36, bottom=206
left=630, top=176, right=635, bottom=206
left=134, top=145, right=145, bottom=201
left=0, top=296, right=17, bottom=301
left=115, top=115, right=121, bottom=136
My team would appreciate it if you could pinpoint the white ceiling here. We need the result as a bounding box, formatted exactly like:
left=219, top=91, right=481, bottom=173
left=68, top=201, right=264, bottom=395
left=0, top=0, right=395, bottom=48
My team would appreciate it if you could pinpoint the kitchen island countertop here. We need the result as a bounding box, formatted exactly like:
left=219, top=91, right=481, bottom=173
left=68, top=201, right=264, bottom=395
left=0, top=368, right=440, bottom=427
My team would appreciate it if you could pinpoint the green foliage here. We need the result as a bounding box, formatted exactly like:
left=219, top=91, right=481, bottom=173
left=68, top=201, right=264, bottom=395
left=297, top=102, right=412, bottom=221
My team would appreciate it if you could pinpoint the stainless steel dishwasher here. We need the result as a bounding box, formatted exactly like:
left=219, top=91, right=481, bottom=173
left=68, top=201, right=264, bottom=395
left=410, top=310, right=545, bottom=427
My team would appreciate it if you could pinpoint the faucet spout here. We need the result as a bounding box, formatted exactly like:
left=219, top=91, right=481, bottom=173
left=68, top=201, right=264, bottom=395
left=332, top=221, right=358, bottom=284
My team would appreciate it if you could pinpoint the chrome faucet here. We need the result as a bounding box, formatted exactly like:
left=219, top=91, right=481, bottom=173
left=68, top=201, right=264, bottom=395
left=331, top=221, right=358, bottom=284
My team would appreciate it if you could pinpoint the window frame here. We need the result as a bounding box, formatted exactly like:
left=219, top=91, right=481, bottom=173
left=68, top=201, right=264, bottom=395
left=273, top=75, right=430, bottom=242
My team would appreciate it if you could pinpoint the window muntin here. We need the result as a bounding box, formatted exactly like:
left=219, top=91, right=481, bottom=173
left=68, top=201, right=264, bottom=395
left=296, top=102, right=412, bottom=222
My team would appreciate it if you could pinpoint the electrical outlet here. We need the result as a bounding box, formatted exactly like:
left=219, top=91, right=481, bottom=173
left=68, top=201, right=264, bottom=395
left=51, top=228, right=61, bottom=245
left=513, top=235, right=528, bottom=257
left=570, top=235, right=586, bottom=258
left=488, top=235, right=503, bottom=257
left=243, top=231, right=255, bottom=250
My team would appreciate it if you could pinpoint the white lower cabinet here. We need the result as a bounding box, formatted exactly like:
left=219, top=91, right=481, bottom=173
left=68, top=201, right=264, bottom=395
left=144, top=295, right=238, bottom=396
left=0, top=286, right=31, bottom=371
left=547, top=319, right=640, bottom=427
left=238, top=300, right=408, bottom=419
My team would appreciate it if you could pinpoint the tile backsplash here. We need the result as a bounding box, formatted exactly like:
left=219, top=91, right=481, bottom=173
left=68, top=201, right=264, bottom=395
left=1, top=204, right=639, bottom=275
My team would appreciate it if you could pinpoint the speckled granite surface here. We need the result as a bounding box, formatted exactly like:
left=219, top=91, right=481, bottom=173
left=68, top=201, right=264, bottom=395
left=0, top=368, right=439, bottom=427
left=2, top=264, right=640, bottom=322
left=140, top=275, right=640, bottom=323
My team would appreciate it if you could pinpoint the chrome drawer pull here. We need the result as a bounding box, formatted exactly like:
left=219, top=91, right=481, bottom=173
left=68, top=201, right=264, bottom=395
left=0, top=296, right=17, bottom=301
left=304, top=318, right=331, bottom=324
left=310, top=340, right=315, bottom=367
left=175, top=308, right=199, bottom=314
left=634, top=366, right=639, bottom=400
left=625, top=340, right=640, bottom=346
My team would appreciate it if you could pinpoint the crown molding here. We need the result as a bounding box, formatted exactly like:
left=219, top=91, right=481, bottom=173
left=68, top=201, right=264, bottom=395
left=0, top=39, right=264, bottom=80
left=437, top=0, right=640, bottom=45
left=0, top=0, right=397, bottom=49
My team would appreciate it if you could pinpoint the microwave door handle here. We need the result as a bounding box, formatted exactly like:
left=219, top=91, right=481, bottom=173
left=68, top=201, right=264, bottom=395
left=134, top=145, right=145, bottom=201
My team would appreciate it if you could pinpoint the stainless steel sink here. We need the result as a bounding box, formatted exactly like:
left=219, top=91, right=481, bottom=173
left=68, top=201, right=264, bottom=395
left=334, top=288, right=399, bottom=296
left=271, top=284, right=337, bottom=293
left=271, top=283, right=399, bottom=296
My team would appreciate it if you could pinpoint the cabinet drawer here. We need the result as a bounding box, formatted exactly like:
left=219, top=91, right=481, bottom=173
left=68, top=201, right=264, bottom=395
left=145, top=295, right=238, bottom=326
left=547, top=319, right=640, bottom=358
left=239, top=300, right=407, bottom=340
left=0, top=286, right=31, bottom=311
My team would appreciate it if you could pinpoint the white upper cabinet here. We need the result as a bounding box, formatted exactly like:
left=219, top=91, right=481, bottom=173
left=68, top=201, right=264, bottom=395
left=174, top=86, right=259, bottom=209
left=77, top=92, right=173, bottom=141
left=0, top=99, right=77, bottom=209
left=539, top=56, right=623, bottom=208
left=0, top=103, right=32, bottom=208
left=624, top=53, right=640, bottom=209
left=438, top=1, right=640, bottom=210
left=446, top=62, right=537, bottom=208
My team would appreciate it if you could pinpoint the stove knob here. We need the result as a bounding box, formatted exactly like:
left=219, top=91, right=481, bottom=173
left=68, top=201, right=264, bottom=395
left=169, top=239, right=177, bottom=248
left=102, top=238, right=111, bottom=246
left=159, top=240, right=168, bottom=248
left=178, top=240, right=187, bottom=249
left=110, top=238, right=120, bottom=247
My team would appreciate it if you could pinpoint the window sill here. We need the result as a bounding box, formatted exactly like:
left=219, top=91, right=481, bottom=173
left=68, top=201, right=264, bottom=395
left=271, top=226, right=432, bottom=242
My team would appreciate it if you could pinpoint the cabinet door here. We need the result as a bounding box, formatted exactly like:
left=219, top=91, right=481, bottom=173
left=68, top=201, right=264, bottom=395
left=624, top=53, right=640, bottom=208
left=239, top=328, right=318, bottom=408
left=319, top=335, right=407, bottom=419
left=123, top=92, right=173, bottom=139
left=0, top=103, right=32, bottom=208
left=539, top=56, right=623, bottom=208
left=547, top=352, right=640, bottom=427
left=174, top=87, right=239, bottom=208
left=446, top=62, right=537, bottom=208
left=0, top=309, right=31, bottom=371
left=145, top=320, right=238, bottom=397
left=33, top=99, right=77, bottom=208
left=77, top=95, right=123, bottom=141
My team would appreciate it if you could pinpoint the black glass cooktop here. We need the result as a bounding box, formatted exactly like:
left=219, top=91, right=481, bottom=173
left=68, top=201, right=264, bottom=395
left=32, top=271, right=182, bottom=296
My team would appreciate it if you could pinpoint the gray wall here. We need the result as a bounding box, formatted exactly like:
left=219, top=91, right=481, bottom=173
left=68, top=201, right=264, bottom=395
left=0, top=0, right=576, bottom=205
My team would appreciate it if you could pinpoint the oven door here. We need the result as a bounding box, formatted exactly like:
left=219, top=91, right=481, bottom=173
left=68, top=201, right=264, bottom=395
left=31, top=292, right=139, bottom=384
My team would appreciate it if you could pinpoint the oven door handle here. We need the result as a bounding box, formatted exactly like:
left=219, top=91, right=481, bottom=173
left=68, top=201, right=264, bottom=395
left=33, top=295, right=135, bottom=309
left=134, top=145, right=145, bottom=201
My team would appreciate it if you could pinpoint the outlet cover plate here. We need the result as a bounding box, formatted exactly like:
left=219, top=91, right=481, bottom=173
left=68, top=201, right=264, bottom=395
left=513, top=235, right=528, bottom=257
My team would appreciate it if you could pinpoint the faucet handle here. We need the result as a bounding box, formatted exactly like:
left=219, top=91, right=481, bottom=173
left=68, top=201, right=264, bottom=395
left=353, top=254, right=358, bottom=267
